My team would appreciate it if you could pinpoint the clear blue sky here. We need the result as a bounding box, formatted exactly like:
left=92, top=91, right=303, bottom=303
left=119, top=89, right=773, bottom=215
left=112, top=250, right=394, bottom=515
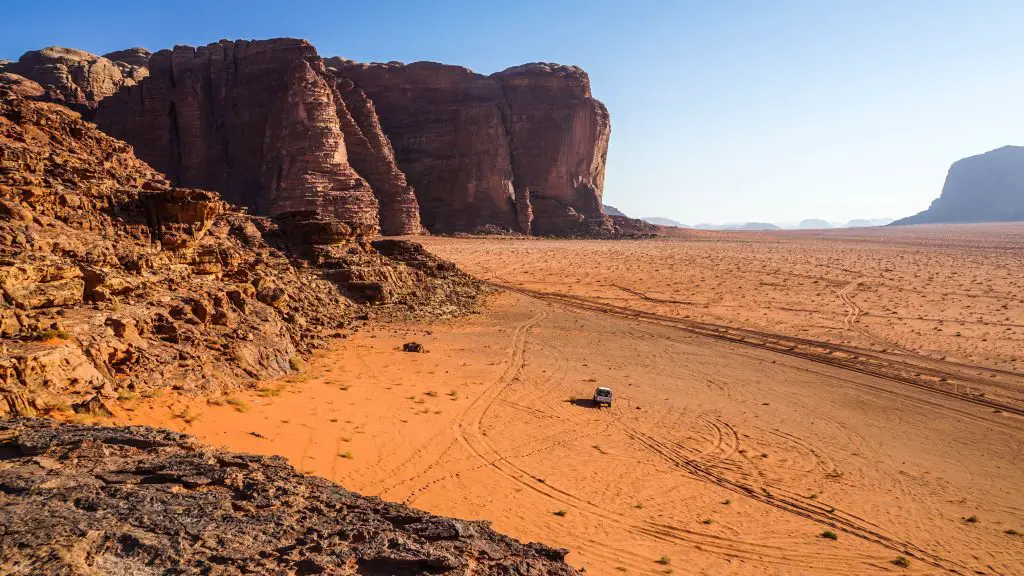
left=3, top=0, right=1022, bottom=224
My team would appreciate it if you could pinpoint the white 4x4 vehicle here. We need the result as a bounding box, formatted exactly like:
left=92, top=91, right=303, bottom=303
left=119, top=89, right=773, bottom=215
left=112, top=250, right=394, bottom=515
left=593, top=387, right=613, bottom=407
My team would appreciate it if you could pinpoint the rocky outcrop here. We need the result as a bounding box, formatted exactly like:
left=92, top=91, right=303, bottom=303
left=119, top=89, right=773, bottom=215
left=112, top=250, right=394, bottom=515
left=0, top=88, right=479, bottom=415
left=493, top=63, right=613, bottom=236
left=330, top=59, right=615, bottom=235
left=0, top=47, right=147, bottom=111
left=95, top=39, right=392, bottom=234
left=330, top=60, right=520, bottom=233
left=102, top=47, right=152, bottom=69
left=82, top=37, right=615, bottom=236
left=0, top=417, right=581, bottom=576
left=334, top=78, right=422, bottom=235
left=893, top=146, right=1024, bottom=225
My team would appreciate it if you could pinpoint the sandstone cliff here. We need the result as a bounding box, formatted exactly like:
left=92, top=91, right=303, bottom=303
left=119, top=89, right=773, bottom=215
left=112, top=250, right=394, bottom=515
left=0, top=417, right=580, bottom=575
left=94, top=39, right=416, bottom=235
left=21, top=37, right=618, bottom=237
left=893, top=146, right=1024, bottom=225
left=0, top=88, right=477, bottom=416
left=0, top=46, right=147, bottom=111
left=330, top=58, right=615, bottom=235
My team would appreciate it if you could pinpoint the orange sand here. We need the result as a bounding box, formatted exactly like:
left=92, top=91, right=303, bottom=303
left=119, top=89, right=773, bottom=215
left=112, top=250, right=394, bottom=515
left=121, top=224, right=1024, bottom=575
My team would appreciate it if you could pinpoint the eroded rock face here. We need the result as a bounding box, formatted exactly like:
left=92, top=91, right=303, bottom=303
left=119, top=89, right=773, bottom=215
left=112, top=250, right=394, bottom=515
left=494, top=63, right=613, bottom=236
left=330, top=60, right=520, bottom=233
left=0, top=418, right=581, bottom=576
left=893, top=146, right=1024, bottom=225
left=330, top=58, right=614, bottom=235
left=0, top=89, right=479, bottom=415
left=85, top=37, right=614, bottom=236
left=1, top=46, right=147, bottom=111
left=96, top=39, right=424, bottom=235
left=103, top=47, right=152, bottom=70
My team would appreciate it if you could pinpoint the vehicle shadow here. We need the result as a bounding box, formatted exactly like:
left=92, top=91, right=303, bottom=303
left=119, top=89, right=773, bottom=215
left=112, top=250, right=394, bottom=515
left=566, top=398, right=599, bottom=409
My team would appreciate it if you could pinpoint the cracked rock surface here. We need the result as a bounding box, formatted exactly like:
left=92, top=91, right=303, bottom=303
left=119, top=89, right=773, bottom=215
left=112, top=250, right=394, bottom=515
left=0, top=417, right=580, bottom=575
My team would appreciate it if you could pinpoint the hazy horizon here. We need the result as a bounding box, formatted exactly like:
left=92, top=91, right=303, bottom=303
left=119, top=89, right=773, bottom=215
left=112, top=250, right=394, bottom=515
left=3, top=0, right=1021, bottom=224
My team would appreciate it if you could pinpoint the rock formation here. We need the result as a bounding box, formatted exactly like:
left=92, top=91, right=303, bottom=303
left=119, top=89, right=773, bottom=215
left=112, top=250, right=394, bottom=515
left=102, top=47, right=152, bottom=69
left=893, top=146, right=1024, bottom=225
left=3, top=37, right=619, bottom=237
left=94, top=39, right=410, bottom=235
left=494, top=63, right=613, bottom=236
left=330, top=59, right=615, bottom=235
left=0, top=87, right=478, bottom=416
left=330, top=60, right=521, bottom=233
left=0, top=417, right=581, bottom=575
left=0, top=46, right=147, bottom=111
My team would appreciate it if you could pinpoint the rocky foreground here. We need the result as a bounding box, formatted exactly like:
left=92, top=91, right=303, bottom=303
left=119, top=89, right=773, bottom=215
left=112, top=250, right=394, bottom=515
left=0, top=417, right=580, bottom=575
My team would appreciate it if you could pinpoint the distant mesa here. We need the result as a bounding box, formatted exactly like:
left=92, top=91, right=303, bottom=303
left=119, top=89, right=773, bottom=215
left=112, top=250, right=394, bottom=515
left=642, top=216, right=689, bottom=228
left=602, top=204, right=625, bottom=217
left=694, top=222, right=781, bottom=231
left=798, top=219, right=832, bottom=229
left=892, top=145, right=1024, bottom=225
left=844, top=218, right=893, bottom=228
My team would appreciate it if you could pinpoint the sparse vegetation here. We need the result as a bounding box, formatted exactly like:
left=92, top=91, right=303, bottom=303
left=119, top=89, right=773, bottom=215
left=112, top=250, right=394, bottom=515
left=116, top=390, right=139, bottom=401
left=288, top=356, right=304, bottom=371
left=29, top=329, right=73, bottom=341
left=964, top=515, right=978, bottom=523
left=553, top=509, right=567, bottom=517
left=821, top=530, right=838, bottom=540
left=1005, top=528, right=1019, bottom=536
left=722, top=499, right=731, bottom=505
left=633, top=503, right=644, bottom=509
left=175, top=408, right=201, bottom=424
left=207, top=396, right=225, bottom=406
left=141, top=389, right=162, bottom=399
left=424, top=390, right=438, bottom=397
left=701, top=518, right=713, bottom=525
left=339, top=451, right=353, bottom=459
left=257, top=385, right=284, bottom=398
left=655, top=555, right=671, bottom=566
left=892, top=556, right=911, bottom=568
left=225, top=397, right=250, bottom=412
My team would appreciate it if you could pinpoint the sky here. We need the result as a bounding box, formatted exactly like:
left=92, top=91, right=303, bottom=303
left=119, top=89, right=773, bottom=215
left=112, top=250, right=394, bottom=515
left=2, top=0, right=1022, bottom=225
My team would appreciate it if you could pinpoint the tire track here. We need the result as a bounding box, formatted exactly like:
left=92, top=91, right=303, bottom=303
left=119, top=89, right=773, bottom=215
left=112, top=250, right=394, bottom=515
left=492, top=282, right=1024, bottom=417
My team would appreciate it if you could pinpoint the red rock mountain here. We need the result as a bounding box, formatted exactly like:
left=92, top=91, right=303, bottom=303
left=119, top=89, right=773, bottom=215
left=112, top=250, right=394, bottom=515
left=13, top=38, right=614, bottom=236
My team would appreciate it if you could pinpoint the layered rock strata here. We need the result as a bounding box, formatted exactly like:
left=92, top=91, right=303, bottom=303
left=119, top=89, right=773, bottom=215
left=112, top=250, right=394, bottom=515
left=0, top=46, right=147, bottom=111
left=95, top=39, right=397, bottom=234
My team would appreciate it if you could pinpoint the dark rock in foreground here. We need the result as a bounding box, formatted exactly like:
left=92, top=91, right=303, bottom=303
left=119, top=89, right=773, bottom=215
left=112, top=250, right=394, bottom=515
left=0, top=417, right=580, bottom=575
left=893, top=146, right=1024, bottom=225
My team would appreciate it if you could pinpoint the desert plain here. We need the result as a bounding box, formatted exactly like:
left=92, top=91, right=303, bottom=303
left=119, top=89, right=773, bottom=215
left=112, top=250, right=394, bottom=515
left=120, top=224, right=1024, bottom=575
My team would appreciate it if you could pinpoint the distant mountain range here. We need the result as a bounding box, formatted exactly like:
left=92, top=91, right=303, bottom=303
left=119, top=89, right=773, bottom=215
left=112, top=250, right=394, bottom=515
left=604, top=205, right=893, bottom=231
left=892, top=146, right=1024, bottom=225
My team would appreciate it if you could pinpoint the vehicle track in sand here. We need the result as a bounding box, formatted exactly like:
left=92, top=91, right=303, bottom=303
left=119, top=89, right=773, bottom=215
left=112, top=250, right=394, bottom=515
left=490, top=282, right=1024, bottom=418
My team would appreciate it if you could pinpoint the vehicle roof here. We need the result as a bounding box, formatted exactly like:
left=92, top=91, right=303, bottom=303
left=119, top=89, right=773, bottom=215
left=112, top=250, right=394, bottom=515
left=595, top=387, right=612, bottom=393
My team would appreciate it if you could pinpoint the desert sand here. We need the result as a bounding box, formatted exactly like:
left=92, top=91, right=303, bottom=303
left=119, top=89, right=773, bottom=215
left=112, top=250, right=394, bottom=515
left=121, top=224, right=1024, bottom=575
